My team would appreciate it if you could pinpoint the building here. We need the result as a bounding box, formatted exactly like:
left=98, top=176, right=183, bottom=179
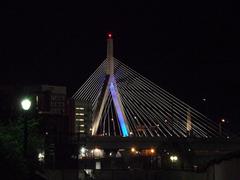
left=21, top=85, right=69, bottom=135
left=69, top=100, right=92, bottom=136
left=33, top=85, right=67, bottom=115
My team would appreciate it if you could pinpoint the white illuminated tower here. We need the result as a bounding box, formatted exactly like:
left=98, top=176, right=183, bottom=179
left=91, top=33, right=130, bottom=137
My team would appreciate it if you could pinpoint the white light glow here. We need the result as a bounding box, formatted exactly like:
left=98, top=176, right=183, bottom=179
left=21, top=99, right=31, bottom=111
left=38, top=152, right=45, bottom=162
left=170, top=155, right=178, bottom=162
left=81, top=147, right=86, bottom=154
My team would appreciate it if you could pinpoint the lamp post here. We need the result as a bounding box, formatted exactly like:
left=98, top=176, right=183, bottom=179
left=21, top=98, right=32, bottom=157
left=219, top=118, right=225, bottom=136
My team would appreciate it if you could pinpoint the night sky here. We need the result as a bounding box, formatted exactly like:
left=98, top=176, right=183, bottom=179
left=0, top=2, right=239, bottom=132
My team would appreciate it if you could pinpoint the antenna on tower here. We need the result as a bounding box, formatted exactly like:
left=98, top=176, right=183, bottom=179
left=106, top=32, right=114, bottom=75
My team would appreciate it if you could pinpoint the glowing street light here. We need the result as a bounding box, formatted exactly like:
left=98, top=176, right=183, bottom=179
left=219, top=118, right=226, bottom=136
left=150, top=148, right=155, bottom=154
left=21, top=98, right=31, bottom=111
left=131, top=147, right=136, bottom=153
left=170, top=155, right=178, bottom=162
left=20, top=98, right=32, bottom=157
left=38, top=151, right=45, bottom=162
left=81, top=147, right=86, bottom=154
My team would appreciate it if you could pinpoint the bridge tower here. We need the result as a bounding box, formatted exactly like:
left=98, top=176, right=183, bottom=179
left=91, top=33, right=130, bottom=137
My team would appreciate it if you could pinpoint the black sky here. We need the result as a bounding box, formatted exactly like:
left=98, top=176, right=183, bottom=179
left=0, top=1, right=240, bottom=131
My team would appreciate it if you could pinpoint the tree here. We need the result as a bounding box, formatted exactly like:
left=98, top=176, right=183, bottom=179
left=0, top=115, right=44, bottom=180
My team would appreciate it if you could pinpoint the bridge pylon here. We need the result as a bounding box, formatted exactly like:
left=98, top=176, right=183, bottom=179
left=91, top=33, right=130, bottom=137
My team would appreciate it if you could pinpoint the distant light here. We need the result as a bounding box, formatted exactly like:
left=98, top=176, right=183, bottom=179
left=150, top=148, right=155, bottom=153
left=81, top=147, right=86, bottom=154
left=131, top=147, right=136, bottom=153
left=21, top=98, right=31, bottom=111
left=202, top=98, right=206, bottom=102
left=108, top=33, right=112, bottom=38
left=93, top=148, right=104, bottom=158
left=170, top=155, right=178, bottom=162
left=130, top=132, right=133, bottom=135
left=38, top=152, right=45, bottom=162
left=221, top=118, right=225, bottom=123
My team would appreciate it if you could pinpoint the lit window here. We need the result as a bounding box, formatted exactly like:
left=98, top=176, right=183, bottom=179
left=80, top=130, right=85, bottom=133
left=80, top=124, right=85, bottom=127
left=76, top=107, right=85, bottom=110
left=76, top=119, right=84, bottom=121
left=75, top=113, right=84, bottom=116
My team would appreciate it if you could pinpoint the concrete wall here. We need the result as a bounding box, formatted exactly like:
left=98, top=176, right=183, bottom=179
left=44, top=156, right=240, bottom=180
left=94, top=169, right=207, bottom=180
left=45, top=169, right=78, bottom=180
left=210, top=157, right=240, bottom=180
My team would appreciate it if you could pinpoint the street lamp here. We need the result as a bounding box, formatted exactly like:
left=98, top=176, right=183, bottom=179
left=21, top=98, right=31, bottom=111
left=131, top=147, right=136, bottom=153
left=219, top=118, right=225, bottom=136
left=21, top=98, right=32, bottom=157
left=170, top=155, right=178, bottom=163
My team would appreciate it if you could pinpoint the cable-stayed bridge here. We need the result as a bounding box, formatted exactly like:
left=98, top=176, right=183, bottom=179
left=73, top=34, right=227, bottom=139
left=48, top=34, right=240, bottom=173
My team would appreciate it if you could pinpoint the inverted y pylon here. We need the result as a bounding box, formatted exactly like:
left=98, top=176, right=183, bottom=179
left=91, top=33, right=130, bottom=137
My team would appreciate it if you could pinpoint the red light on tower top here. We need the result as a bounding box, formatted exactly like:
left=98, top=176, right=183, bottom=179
left=108, top=33, right=112, bottom=38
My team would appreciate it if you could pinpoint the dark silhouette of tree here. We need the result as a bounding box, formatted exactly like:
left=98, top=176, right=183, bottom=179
left=0, top=116, right=44, bottom=180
